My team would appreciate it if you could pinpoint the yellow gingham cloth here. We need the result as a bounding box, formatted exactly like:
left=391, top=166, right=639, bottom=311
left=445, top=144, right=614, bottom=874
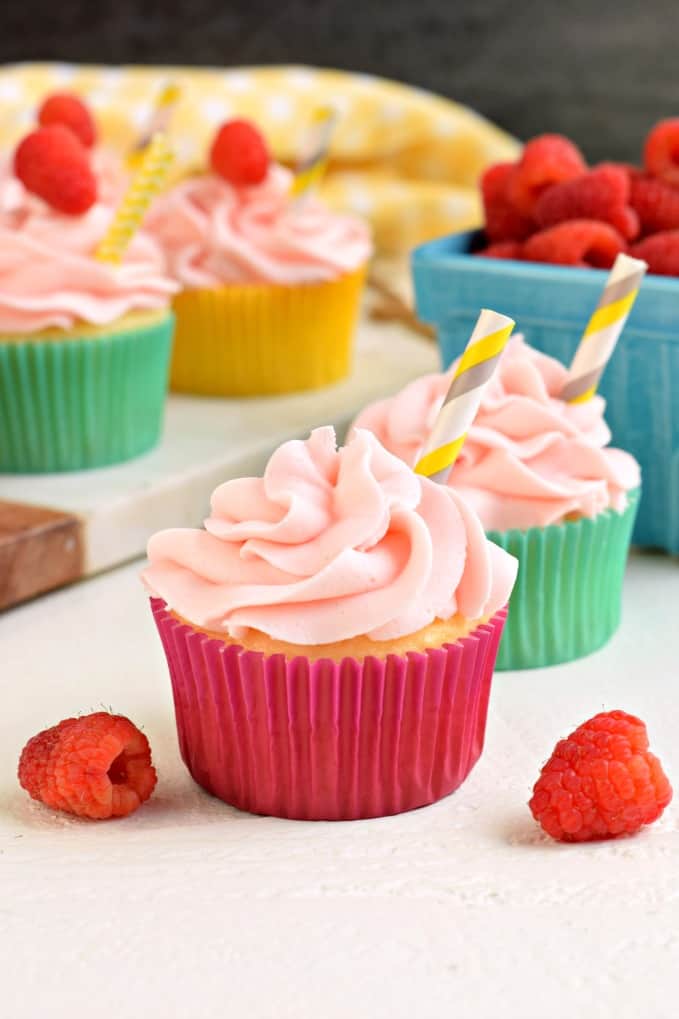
left=0, top=63, right=519, bottom=255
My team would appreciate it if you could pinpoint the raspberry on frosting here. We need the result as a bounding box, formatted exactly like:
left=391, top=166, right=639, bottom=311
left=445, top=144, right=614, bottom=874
left=351, top=335, right=640, bottom=532
left=142, top=426, right=517, bottom=644
left=14, top=124, right=97, bottom=215
left=210, top=118, right=269, bottom=187
left=38, top=92, right=97, bottom=149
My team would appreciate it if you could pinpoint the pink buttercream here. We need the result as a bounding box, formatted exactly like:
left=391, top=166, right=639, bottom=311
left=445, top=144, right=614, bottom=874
left=145, top=165, right=372, bottom=288
left=92, top=147, right=130, bottom=207
left=142, top=426, right=517, bottom=645
left=0, top=177, right=176, bottom=333
left=352, top=335, right=640, bottom=531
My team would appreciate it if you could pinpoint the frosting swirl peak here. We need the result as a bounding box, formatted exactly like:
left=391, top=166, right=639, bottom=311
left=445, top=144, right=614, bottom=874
left=142, top=427, right=516, bottom=644
left=145, top=165, right=372, bottom=288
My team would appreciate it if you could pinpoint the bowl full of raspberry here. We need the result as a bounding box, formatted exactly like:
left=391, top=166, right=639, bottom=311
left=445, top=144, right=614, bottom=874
left=412, top=123, right=679, bottom=554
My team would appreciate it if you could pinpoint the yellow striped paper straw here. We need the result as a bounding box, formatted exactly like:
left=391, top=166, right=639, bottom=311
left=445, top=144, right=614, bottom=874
left=96, top=133, right=173, bottom=264
left=561, top=253, right=647, bottom=403
left=415, top=309, right=515, bottom=484
left=128, top=82, right=181, bottom=166
left=290, top=105, right=336, bottom=200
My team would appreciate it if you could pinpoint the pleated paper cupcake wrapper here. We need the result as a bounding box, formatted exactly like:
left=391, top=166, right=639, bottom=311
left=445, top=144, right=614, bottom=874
left=169, top=265, right=367, bottom=397
left=151, top=599, right=508, bottom=821
left=489, top=488, right=640, bottom=671
left=0, top=313, right=174, bottom=473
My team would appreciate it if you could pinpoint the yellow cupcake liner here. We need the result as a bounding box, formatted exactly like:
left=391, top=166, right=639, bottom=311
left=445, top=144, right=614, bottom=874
left=169, top=265, right=367, bottom=397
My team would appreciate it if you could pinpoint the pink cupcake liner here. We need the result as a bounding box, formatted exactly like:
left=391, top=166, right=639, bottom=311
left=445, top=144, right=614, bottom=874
left=151, top=599, right=508, bottom=821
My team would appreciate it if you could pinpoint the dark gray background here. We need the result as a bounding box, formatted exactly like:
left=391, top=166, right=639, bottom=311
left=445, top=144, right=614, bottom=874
left=1, top=0, right=677, bottom=161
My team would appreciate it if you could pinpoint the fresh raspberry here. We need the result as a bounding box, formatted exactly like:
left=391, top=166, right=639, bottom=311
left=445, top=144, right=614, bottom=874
left=509, top=134, right=587, bottom=216
left=38, top=92, right=97, bottom=148
left=480, top=162, right=534, bottom=242
left=535, top=163, right=639, bottom=240
left=523, top=219, right=624, bottom=268
left=630, top=230, right=679, bottom=275
left=18, top=712, right=157, bottom=820
left=476, top=240, right=523, bottom=259
left=643, top=118, right=679, bottom=187
left=210, top=118, right=269, bottom=187
left=630, top=174, right=679, bottom=234
left=617, top=162, right=644, bottom=182
left=530, top=711, right=672, bottom=842
left=14, top=125, right=97, bottom=214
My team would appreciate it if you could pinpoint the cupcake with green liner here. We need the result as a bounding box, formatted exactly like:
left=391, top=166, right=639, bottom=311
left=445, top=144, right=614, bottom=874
left=0, top=125, right=176, bottom=473
left=352, top=334, right=641, bottom=669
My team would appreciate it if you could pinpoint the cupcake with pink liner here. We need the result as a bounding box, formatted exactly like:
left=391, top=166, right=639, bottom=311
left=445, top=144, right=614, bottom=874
left=146, top=118, right=372, bottom=396
left=352, top=334, right=641, bottom=669
left=143, top=425, right=517, bottom=820
left=0, top=135, right=176, bottom=472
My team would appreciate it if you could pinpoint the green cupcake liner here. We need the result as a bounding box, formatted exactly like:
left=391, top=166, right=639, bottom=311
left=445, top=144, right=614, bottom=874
left=0, top=313, right=174, bottom=473
left=488, top=488, right=640, bottom=670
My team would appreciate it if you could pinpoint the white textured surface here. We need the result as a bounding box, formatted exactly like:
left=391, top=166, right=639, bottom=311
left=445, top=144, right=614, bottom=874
left=0, top=314, right=437, bottom=575
left=1, top=552, right=678, bottom=1017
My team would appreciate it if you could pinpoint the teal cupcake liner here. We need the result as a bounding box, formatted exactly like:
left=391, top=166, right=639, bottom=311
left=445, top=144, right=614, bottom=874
left=488, top=488, right=640, bottom=670
left=0, top=313, right=174, bottom=472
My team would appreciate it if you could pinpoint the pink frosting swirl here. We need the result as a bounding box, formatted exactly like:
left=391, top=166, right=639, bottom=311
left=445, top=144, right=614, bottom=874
left=352, top=336, right=640, bottom=531
left=145, top=165, right=372, bottom=288
left=142, top=426, right=517, bottom=645
left=92, top=147, right=130, bottom=207
left=0, top=164, right=176, bottom=333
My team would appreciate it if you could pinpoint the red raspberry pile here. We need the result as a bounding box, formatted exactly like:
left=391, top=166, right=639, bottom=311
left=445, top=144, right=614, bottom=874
left=477, top=121, right=679, bottom=274
left=18, top=712, right=157, bottom=820
left=529, top=710, right=672, bottom=842
left=13, top=91, right=98, bottom=214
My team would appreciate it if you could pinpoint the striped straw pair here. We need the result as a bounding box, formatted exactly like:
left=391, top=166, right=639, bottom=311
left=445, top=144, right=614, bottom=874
left=415, top=254, right=647, bottom=488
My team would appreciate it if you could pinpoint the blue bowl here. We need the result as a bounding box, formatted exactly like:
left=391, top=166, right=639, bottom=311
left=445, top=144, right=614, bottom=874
left=412, top=230, right=679, bottom=554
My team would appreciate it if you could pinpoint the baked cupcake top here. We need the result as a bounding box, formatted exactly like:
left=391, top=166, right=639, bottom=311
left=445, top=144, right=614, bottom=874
left=145, top=164, right=372, bottom=288
left=142, top=426, right=517, bottom=645
left=0, top=157, right=175, bottom=335
left=352, top=335, right=640, bottom=531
